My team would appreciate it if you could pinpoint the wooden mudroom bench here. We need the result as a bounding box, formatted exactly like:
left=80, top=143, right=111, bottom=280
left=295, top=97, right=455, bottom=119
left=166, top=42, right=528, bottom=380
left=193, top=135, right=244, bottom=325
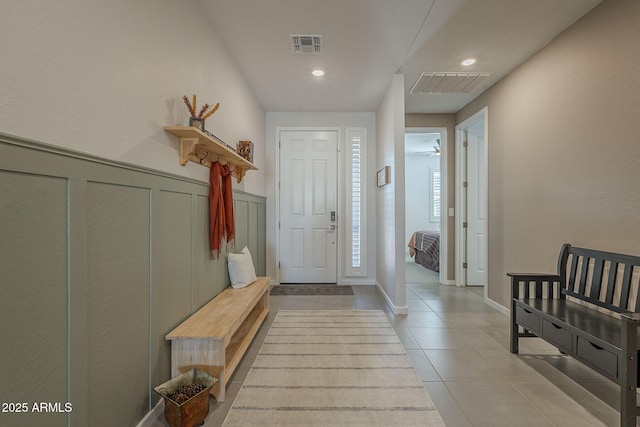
left=166, top=276, right=270, bottom=402
left=509, top=244, right=640, bottom=427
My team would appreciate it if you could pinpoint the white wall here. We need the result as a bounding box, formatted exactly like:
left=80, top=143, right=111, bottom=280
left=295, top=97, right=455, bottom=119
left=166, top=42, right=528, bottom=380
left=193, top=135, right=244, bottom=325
left=265, top=112, right=377, bottom=285
left=0, top=0, right=266, bottom=196
left=375, top=74, right=407, bottom=314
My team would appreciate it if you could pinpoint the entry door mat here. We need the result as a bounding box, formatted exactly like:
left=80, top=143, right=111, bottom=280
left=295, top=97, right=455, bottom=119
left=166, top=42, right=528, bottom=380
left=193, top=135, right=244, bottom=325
left=222, top=310, right=445, bottom=426
left=270, top=284, right=354, bottom=296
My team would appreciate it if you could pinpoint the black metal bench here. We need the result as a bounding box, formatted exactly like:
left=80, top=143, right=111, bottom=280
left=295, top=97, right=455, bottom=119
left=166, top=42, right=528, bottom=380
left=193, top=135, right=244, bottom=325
left=509, top=243, right=640, bottom=427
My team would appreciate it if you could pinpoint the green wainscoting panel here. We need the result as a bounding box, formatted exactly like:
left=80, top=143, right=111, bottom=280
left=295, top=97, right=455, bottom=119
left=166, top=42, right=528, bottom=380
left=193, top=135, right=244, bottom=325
left=0, top=171, right=69, bottom=427
left=86, top=182, right=151, bottom=426
left=0, top=132, right=267, bottom=427
left=192, top=194, right=220, bottom=309
left=233, top=191, right=267, bottom=276
left=152, top=189, right=195, bottom=400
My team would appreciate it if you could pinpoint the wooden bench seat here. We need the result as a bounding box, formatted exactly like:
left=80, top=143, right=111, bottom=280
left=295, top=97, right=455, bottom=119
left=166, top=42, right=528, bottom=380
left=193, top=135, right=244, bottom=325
left=509, top=244, right=640, bottom=427
left=166, top=276, right=270, bottom=402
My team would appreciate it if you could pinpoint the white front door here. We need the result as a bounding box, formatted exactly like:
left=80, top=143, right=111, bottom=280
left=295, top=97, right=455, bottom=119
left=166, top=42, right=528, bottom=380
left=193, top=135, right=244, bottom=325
left=279, top=130, right=338, bottom=283
left=466, top=129, right=487, bottom=286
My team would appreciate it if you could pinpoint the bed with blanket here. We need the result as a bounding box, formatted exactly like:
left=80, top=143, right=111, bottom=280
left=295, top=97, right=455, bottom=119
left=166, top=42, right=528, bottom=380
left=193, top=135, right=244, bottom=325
left=408, top=230, right=440, bottom=273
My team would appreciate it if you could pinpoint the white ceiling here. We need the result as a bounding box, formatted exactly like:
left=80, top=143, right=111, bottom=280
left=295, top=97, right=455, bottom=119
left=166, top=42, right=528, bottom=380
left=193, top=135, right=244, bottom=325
left=405, top=132, right=441, bottom=155
left=198, top=0, right=601, bottom=114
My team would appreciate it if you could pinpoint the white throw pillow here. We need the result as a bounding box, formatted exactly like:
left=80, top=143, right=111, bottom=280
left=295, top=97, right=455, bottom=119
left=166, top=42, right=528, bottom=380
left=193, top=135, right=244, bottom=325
left=227, top=246, right=257, bottom=289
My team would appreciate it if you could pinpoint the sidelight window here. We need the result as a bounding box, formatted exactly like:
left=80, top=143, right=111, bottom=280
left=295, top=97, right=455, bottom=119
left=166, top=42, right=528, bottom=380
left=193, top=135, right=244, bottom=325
left=346, top=128, right=366, bottom=276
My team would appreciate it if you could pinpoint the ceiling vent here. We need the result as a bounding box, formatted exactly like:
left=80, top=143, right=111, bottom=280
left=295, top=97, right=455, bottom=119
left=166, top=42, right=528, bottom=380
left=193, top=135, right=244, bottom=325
left=409, top=72, right=490, bottom=94
left=290, top=34, right=323, bottom=54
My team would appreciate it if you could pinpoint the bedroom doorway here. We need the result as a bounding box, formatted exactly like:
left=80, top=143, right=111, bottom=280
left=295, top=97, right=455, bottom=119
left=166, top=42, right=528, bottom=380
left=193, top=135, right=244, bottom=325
left=404, top=128, right=447, bottom=285
left=455, top=108, right=488, bottom=290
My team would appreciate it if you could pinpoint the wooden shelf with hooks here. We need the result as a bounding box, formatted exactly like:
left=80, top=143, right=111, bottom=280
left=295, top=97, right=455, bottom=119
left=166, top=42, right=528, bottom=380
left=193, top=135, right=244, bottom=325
left=163, top=126, right=257, bottom=183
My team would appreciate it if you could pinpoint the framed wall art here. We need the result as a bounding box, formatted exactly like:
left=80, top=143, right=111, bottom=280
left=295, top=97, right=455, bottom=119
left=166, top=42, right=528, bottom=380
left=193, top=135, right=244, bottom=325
left=377, top=166, right=390, bottom=187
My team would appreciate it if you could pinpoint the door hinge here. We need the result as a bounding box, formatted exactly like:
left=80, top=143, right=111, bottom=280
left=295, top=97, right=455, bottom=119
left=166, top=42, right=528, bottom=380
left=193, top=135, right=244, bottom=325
left=463, top=181, right=468, bottom=188
left=463, top=140, right=468, bottom=148
left=463, top=222, right=468, bottom=228
left=463, top=262, right=468, bottom=269
left=278, top=221, right=280, bottom=229
left=278, top=261, right=281, bottom=269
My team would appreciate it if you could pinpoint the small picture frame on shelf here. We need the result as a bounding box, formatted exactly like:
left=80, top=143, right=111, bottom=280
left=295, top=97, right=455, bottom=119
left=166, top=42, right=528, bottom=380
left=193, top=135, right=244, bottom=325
left=237, top=141, right=253, bottom=163
left=377, top=166, right=390, bottom=187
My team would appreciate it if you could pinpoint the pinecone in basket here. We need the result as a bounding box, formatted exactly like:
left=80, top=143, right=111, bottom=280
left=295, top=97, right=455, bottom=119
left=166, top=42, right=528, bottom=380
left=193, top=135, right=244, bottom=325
left=168, top=383, right=206, bottom=404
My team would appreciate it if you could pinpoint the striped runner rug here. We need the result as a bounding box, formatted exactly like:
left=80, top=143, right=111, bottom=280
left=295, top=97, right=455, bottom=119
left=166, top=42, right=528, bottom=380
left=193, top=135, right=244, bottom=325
left=222, top=310, right=445, bottom=426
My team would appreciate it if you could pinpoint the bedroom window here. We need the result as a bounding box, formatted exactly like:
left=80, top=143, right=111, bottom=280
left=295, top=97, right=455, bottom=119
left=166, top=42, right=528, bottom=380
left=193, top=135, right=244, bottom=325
left=430, top=168, right=440, bottom=223
left=346, top=128, right=366, bottom=276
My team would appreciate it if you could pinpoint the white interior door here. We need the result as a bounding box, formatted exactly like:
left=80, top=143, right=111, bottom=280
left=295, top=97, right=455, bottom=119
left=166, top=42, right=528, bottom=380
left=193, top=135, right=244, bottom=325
left=466, top=129, right=487, bottom=286
left=456, top=109, right=488, bottom=288
left=279, top=130, right=338, bottom=283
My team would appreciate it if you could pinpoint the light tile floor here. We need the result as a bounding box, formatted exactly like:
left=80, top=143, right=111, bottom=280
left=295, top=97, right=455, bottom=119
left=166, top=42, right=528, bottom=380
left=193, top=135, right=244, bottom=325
left=150, top=261, right=623, bottom=426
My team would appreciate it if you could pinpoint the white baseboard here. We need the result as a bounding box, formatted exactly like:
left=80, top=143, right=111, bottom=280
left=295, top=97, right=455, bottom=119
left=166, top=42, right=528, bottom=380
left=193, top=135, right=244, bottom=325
left=341, top=278, right=377, bottom=286
left=484, top=296, right=509, bottom=316
left=375, top=282, right=408, bottom=315
left=136, top=399, right=163, bottom=427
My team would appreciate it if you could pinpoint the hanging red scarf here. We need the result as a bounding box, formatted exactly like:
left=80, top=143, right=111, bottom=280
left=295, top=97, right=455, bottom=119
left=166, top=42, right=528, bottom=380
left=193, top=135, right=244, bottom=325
left=221, top=163, right=235, bottom=250
left=209, top=162, right=235, bottom=259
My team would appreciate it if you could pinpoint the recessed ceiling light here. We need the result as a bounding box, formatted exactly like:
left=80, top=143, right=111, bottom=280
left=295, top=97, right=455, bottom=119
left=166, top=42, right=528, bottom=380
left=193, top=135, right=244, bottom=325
left=461, top=58, right=476, bottom=66
left=312, top=69, right=325, bottom=77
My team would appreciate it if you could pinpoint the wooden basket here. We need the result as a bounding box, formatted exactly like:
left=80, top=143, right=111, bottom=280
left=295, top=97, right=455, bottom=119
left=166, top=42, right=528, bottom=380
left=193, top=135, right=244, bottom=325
left=153, top=368, right=218, bottom=427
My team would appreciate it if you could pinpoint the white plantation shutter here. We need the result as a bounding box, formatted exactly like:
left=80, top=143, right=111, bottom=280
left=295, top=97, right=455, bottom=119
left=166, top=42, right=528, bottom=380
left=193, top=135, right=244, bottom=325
left=431, top=168, right=441, bottom=222
left=347, top=128, right=366, bottom=276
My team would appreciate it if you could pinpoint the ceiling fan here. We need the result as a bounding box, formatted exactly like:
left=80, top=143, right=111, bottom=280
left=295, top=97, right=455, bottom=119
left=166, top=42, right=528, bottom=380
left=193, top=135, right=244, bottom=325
left=416, top=139, right=441, bottom=156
